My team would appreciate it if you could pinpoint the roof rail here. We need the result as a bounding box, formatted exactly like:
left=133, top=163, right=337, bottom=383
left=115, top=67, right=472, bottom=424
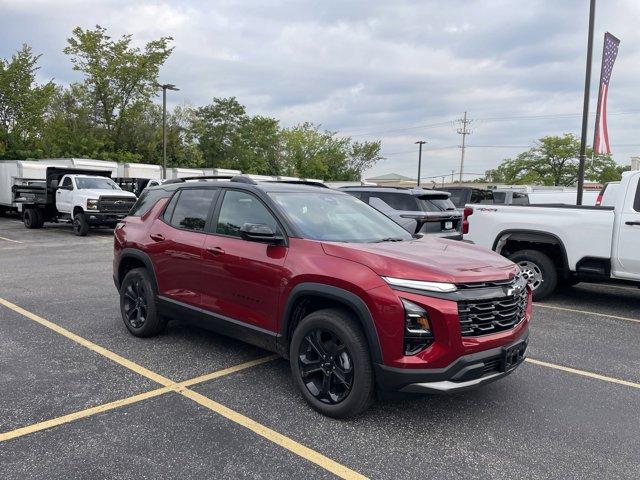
left=163, top=175, right=258, bottom=185
left=265, top=180, right=329, bottom=188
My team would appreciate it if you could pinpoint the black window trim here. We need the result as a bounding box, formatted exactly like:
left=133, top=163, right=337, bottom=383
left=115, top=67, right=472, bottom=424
left=159, top=186, right=220, bottom=234
left=207, top=187, right=289, bottom=246
left=633, top=178, right=640, bottom=212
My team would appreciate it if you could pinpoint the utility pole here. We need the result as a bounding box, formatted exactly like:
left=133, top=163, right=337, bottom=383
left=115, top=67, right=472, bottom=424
left=451, top=170, right=455, bottom=183
left=156, top=83, right=180, bottom=179
left=456, top=111, right=472, bottom=182
left=577, top=0, right=596, bottom=205
left=415, top=140, right=426, bottom=186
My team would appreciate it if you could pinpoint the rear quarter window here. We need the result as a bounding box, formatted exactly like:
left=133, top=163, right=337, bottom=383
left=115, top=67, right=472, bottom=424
left=128, top=189, right=169, bottom=217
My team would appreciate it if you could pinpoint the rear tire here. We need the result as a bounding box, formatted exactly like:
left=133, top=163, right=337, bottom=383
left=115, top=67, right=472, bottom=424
left=23, top=208, right=42, bottom=229
left=119, top=268, right=166, bottom=337
left=73, top=212, right=89, bottom=236
left=290, top=308, right=374, bottom=418
left=509, top=249, right=557, bottom=301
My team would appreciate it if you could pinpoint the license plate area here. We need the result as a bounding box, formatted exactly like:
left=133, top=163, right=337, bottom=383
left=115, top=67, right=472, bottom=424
left=501, top=341, right=527, bottom=371
left=444, top=221, right=453, bottom=230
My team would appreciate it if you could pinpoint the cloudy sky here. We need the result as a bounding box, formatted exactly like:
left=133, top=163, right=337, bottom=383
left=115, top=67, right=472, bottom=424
left=1, top=0, right=638, bottom=181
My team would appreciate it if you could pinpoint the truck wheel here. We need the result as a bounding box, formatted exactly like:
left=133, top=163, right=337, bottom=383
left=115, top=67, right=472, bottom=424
left=290, top=308, right=374, bottom=418
left=509, top=249, right=557, bottom=301
left=73, top=212, right=89, bottom=236
left=119, top=268, right=166, bottom=337
left=23, top=208, right=41, bottom=229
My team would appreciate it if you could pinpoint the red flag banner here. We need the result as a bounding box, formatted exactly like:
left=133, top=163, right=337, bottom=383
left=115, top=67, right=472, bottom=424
left=593, top=32, right=620, bottom=154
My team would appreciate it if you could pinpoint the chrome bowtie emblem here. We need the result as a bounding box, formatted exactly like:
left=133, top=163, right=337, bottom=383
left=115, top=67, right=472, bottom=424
left=114, top=200, right=124, bottom=205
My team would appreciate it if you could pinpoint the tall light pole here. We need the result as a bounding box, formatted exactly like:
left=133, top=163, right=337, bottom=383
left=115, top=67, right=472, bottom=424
left=415, top=140, right=426, bottom=186
left=577, top=0, right=596, bottom=205
left=156, top=83, right=180, bottom=179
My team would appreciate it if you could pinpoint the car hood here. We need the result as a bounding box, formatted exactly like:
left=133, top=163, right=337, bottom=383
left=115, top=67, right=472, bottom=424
left=322, top=237, right=518, bottom=284
left=78, top=189, right=137, bottom=199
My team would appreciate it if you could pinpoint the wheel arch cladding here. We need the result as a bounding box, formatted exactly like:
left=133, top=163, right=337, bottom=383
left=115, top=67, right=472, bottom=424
left=118, top=249, right=159, bottom=293
left=494, top=229, right=569, bottom=271
left=279, top=283, right=383, bottom=363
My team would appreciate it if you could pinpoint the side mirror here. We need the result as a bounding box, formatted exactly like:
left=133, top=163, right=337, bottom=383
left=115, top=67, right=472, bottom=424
left=239, top=223, right=283, bottom=244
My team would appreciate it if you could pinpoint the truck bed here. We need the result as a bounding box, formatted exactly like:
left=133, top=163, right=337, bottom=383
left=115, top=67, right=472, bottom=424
left=465, top=204, right=616, bottom=270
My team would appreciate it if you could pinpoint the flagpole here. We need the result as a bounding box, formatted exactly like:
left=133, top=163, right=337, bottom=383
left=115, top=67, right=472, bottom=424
left=577, top=0, right=596, bottom=205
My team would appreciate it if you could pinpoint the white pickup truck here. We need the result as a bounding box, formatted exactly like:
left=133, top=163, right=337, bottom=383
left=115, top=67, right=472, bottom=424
left=464, top=170, right=640, bottom=299
left=13, top=167, right=137, bottom=236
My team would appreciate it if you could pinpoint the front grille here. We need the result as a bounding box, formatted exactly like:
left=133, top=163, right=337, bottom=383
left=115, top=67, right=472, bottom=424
left=458, top=283, right=527, bottom=336
left=98, top=196, right=136, bottom=213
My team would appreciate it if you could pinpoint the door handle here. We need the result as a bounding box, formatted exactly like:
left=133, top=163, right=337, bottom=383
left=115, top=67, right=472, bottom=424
left=206, top=246, right=225, bottom=256
left=150, top=233, right=165, bottom=242
left=625, top=221, right=640, bottom=226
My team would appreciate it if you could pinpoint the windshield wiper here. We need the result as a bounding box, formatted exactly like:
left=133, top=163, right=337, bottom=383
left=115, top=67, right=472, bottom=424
left=372, top=237, right=405, bottom=243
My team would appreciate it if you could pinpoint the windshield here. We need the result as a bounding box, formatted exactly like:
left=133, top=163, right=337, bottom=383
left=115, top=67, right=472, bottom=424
left=75, top=177, right=121, bottom=190
left=269, top=192, right=413, bottom=243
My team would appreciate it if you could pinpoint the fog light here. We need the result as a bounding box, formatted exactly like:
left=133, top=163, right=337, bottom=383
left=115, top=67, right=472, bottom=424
left=401, top=299, right=434, bottom=355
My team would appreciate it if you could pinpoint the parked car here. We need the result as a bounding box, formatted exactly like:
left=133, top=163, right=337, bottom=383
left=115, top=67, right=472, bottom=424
left=13, top=167, right=137, bottom=236
left=464, top=170, right=640, bottom=300
left=113, top=176, right=530, bottom=418
left=340, top=186, right=462, bottom=239
left=439, top=187, right=494, bottom=208
left=596, top=181, right=620, bottom=207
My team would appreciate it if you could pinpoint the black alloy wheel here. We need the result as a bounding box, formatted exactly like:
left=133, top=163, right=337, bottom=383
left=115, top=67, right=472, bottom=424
left=122, top=279, right=148, bottom=329
left=298, top=328, right=354, bottom=404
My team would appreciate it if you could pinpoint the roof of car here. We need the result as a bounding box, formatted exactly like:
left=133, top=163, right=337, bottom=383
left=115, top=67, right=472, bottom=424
left=154, top=177, right=341, bottom=194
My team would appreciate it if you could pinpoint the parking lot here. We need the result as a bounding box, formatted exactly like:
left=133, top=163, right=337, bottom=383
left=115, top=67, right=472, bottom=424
left=0, top=215, right=638, bottom=479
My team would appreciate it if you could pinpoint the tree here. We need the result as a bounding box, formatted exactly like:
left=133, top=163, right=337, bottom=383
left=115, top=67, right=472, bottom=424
left=490, top=134, right=624, bottom=185
left=63, top=25, right=173, bottom=151
left=0, top=44, right=55, bottom=158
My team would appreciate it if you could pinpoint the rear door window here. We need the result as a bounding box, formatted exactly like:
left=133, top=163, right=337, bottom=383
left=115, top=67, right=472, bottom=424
left=512, top=192, right=530, bottom=205
left=634, top=180, right=640, bottom=212
left=368, top=192, right=418, bottom=211
left=166, top=188, right=218, bottom=232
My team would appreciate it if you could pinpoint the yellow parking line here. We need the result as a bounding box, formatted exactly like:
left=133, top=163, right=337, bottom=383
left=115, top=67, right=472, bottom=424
left=0, top=235, right=23, bottom=244
left=181, top=389, right=368, bottom=480
left=0, top=299, right=367, bottom=479
left=0, top=387, right=170, bottom=442
left=534, top=303, right=640, bottom=324
left=0, top=356, right=279, bottom=442
left=0, top=297, right=175, bottom=387
left=525, top=358, right=640, bottom=390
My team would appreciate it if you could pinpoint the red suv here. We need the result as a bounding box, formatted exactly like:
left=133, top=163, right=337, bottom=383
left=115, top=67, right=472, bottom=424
left=113, top=176, right=530, bottom=418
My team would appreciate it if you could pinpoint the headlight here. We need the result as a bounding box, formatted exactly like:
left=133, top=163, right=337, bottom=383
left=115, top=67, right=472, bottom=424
left=86, top=199, right=99, bottom=210
left=384, top=277, right=457, bottom=293
left=401, top=299, right=434, bottom=355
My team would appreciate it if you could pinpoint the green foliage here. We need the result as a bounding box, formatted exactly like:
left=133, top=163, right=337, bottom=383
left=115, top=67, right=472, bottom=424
left=63, top=25, right=173, bottom=150
left=491, top=134, right=625, bottom=185
left=0, top=28, right=384, bottom=180
left=0, top=44, right=56, bottom=159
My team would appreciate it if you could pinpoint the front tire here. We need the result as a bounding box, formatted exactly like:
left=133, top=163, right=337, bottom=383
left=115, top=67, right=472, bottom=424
left=509, top=249, right=557, bottom=301
left=119, top=268, right=166, bottom=337
left=73, top=212, right=89, bottom=236
left=290, top=308, right=374, bottom=418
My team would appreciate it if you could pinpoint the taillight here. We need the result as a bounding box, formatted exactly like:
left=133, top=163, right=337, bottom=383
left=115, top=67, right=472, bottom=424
left=595, top=194, right=603, bottom=206
left=462, top=207, right=473, bottom=234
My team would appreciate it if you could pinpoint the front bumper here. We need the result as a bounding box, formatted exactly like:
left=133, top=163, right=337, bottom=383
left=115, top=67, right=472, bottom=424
left=85, top=211, right=127, bottom=225
left=375, top=328, right=528, bottom=394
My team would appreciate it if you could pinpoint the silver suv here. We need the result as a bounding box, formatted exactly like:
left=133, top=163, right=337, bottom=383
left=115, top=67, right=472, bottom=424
left=340, top=186, right=462, bottom=239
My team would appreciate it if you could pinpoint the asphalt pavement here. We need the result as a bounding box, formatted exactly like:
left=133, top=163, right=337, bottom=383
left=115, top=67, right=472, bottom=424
left=0, top=216, right=638, bottom=479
